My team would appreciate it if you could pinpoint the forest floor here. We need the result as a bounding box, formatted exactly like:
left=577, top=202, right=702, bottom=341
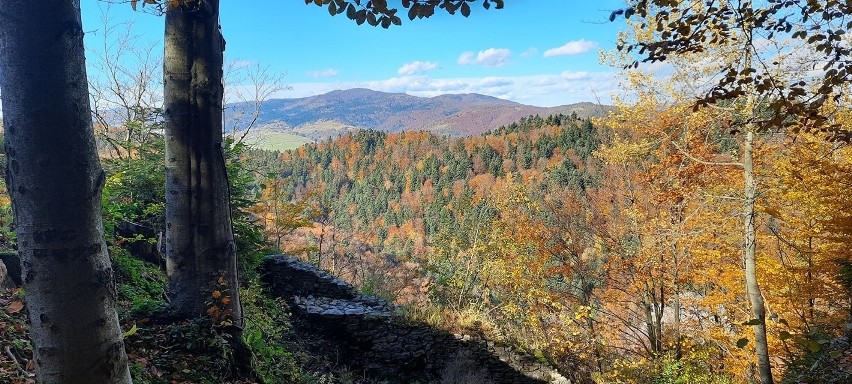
left=0, top=288, right=33, bottom=383
left=0, top=287, right=262, bottom=384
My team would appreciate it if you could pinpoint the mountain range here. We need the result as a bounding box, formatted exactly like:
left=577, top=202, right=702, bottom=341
left=231, top=88, right=612, bottom=149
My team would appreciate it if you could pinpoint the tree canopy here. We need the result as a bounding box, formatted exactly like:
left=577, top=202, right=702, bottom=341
left=307, top=0, right=504, bottom=27
left=612, top=0, right=852, bottom=139
left=129, top=0, right=504, bottom=27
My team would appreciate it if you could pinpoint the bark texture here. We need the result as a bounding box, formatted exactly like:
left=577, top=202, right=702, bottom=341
left=743, top=129, right=773, bottom=384
left=164, top=0, right=242, bottom=327
left=0, top=1, right=132, bottom=383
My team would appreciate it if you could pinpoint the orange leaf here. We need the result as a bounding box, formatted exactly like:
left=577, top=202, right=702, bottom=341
left=6, top=300, right=24, bottom=314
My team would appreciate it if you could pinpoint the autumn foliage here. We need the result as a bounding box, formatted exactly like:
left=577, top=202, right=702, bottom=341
left=246, top=104, right=852, bottom=382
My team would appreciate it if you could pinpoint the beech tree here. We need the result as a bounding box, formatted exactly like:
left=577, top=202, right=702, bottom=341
left=0, top=1, right=132, bottom=383
left=162, top=0, right=241, bottom=328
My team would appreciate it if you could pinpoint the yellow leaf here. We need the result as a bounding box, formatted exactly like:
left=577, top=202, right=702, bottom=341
left=212, top=290, right=222, bottom=299
left=123, top=323, right=138, bottom=338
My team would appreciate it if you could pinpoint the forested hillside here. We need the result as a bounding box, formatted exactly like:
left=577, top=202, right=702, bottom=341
left=261, top=113, right=595, bottom=251
left=245, top=109, right=852, bottom=383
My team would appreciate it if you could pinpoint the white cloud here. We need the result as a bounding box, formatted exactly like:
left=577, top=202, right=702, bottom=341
left=543, top=39, right=598, bottom=57
left=273, top=70, right=617, bottom=107
left=306, top=68, right=339, bottom=78
left=520, top=47, right=539, bottom=57
left=457, top=48, right=511, bottom=67
left=398, top=61, right=438, bottom=75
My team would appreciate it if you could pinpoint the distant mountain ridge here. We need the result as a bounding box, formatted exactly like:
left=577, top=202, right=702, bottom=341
left=234, top=89, right=612, bottom=147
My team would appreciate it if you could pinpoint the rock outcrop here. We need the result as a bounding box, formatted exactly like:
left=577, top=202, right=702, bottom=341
left=262, top=255, right=571, bottom=384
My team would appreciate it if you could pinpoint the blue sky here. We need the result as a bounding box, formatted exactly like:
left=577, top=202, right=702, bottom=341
left=81, top=1, right=630, bottom=107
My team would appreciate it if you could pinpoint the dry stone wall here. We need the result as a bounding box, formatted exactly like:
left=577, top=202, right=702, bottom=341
left=262, top=255, right=571, bottom=384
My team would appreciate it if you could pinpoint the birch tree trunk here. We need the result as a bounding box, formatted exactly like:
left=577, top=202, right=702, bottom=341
left=163, top=0, right=242, bottom=328
left=741, top=24, right=773, bottom=377
left=0, top=1, right=132, bottom=383
left=743, top=128, right=773, bottom=384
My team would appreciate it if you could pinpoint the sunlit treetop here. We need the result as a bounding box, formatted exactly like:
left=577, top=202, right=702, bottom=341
left=611, top=0, right=852, bottom=140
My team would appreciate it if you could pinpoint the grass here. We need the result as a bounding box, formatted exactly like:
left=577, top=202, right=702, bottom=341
left=242, top=131, right=312, bottom=152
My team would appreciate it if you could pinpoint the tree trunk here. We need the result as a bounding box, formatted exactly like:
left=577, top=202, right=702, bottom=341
left=673, top=270, right=683, bottom=359
left=743, top=129, right=774, bottom=384
left=163, top=0, right=242, bottom=327
left=641, top=289, right=660, bottom=355
left=0, top=1, right=132, bottom=383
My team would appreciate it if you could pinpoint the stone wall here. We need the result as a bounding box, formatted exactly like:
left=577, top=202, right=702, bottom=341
left=262, top=255, right=572, bottom=384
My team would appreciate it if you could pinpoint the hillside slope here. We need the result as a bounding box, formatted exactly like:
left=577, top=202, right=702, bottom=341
left=232, top=88, right=612, bottom=145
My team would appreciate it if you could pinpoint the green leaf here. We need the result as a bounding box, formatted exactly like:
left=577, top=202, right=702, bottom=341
left=779, top=330, right=792, bottom=340
left=328, top=1, right=337, bottom=16
left=808, top=341, right=822, bottom=353
left=743, top=318, right=762, bottom=326
left=123, top=323, right=138, bottom=338
left=736, top=338, right=749, bottom=349
left=829, top=350, right=842, bottom=358
left=246, top=330, right=261, bottom=345
left=461, top=2, right=471, bottom=17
